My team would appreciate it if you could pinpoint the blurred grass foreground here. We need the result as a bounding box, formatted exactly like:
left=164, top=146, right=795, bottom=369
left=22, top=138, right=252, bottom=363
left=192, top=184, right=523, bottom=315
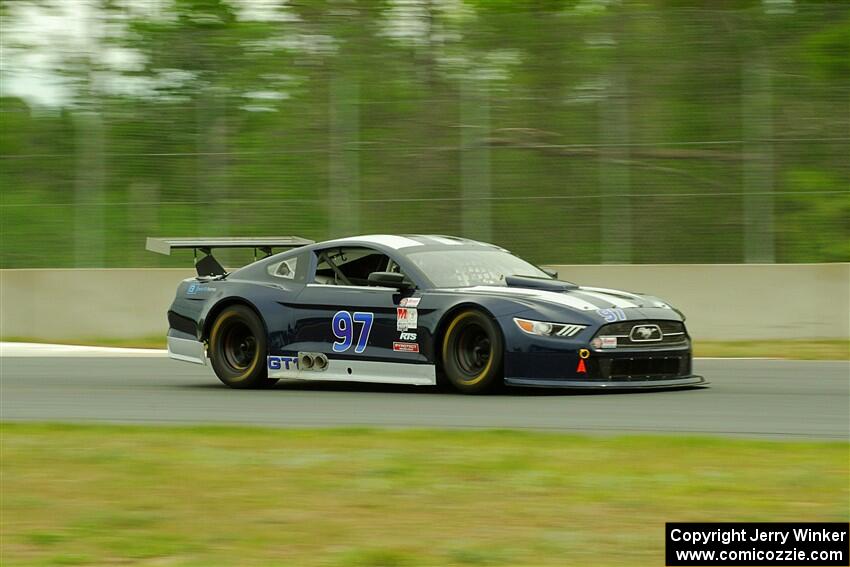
left=2, top=424, right=848, bottom=566
left=1, top=0, right=849, bottom=269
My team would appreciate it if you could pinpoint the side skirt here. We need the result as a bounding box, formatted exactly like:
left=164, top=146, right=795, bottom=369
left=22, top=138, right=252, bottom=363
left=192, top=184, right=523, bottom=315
left=268, top=358, right=436, bottom=386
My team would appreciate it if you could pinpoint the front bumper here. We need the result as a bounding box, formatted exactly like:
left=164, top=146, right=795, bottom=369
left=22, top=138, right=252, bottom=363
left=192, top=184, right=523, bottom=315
left=503, top=335, right=705, bottom=389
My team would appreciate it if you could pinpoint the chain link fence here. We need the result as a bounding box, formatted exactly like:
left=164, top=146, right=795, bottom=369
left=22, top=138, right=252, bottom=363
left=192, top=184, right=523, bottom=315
left=1, top=1, right=848, bottom=268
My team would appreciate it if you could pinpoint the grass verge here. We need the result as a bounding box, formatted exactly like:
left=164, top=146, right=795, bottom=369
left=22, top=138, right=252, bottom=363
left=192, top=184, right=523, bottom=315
left=2, top=424, right=847, bottom=566
left=3, top=336, right=849, bottom=359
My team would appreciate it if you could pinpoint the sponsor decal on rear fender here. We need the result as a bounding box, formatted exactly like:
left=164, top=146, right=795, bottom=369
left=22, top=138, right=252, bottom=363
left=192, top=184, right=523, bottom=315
left=187, top=283, right=216, bottom=295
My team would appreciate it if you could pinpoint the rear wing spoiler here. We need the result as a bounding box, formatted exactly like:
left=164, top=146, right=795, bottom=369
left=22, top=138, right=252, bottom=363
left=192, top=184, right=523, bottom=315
left=146, top=236, right=314, bottom=277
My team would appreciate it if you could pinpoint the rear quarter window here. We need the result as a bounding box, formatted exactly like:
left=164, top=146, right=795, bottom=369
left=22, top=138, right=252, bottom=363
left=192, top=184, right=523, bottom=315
left=266, top=253, right=307, bottom=283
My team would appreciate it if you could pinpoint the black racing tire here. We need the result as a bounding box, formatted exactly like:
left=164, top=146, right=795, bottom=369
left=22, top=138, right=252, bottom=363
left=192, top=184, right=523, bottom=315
left=441, top=309, right=504, bottom=394
left=209, top=305, right=278, bottom=389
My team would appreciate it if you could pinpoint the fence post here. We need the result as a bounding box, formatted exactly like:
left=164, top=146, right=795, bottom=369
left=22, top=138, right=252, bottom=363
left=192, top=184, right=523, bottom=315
left=460, top=77, right=492, bottom=243
left=742, top=48, right=776, bottom=263
left=73, top=110, right=105, bottom=268
left=599, top=68, right=632, bottom=264
left=329, top=69, right=361, bottom=238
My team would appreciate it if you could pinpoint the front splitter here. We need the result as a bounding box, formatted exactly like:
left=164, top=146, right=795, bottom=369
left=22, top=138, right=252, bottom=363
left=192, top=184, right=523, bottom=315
left=505, top=375, right=708, bottom=389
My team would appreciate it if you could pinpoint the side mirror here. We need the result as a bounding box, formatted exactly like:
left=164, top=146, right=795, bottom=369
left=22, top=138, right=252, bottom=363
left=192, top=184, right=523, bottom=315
left=542, top=268, right=559, bottom=279
left=368, top=271, right=412, bottom=290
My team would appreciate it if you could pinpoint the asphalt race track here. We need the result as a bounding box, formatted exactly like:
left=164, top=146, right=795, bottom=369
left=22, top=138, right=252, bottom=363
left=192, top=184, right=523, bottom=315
left=1, top=352, right=848, bottom=439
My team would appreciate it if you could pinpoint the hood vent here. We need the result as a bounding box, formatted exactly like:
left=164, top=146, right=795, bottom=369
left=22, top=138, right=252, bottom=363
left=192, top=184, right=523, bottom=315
left=504, top=275, right=578, bottom=292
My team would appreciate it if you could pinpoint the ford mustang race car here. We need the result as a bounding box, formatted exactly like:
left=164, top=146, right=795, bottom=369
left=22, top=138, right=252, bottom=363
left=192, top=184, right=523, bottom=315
left=147, top=234, right=706, bottom=393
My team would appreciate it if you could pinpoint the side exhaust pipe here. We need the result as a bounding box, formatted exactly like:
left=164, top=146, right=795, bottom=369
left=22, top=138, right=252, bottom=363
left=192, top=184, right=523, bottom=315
left=298, top=352, right=314, bottom=370
left=314, top=353, right=329, bottom=371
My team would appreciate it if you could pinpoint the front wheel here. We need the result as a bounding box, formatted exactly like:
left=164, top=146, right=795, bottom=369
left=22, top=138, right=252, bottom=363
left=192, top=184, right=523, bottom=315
left=441, top=309, right=504, bottom=394
left=209, top=305, right=277, bottom=389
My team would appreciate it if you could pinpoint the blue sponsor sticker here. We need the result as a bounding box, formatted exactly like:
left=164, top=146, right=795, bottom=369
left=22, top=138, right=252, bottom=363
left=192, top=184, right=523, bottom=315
left=187, top=283, right=216, bottom=295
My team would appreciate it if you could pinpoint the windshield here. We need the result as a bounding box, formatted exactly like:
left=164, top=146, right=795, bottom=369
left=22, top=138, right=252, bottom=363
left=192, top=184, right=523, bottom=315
left=407, top=249, right=551, bottom=288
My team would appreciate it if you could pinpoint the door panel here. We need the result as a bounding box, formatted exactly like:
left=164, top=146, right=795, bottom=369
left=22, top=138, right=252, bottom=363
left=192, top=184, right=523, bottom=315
left=279, top=245, right=430, bottom=382
left=276, top=284, right=435, bottom=384
left=289, top=285, right=429, bottom=363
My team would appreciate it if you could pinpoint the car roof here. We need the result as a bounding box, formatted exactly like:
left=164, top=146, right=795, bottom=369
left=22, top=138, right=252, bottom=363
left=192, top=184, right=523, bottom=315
left=314, top=234, right=507, bottom=254
left=237, top=234, right=513, bottom=284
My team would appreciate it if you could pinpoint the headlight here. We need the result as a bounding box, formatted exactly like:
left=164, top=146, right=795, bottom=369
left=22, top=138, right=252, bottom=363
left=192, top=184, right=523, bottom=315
left=513, top=317, right=587, bottom=337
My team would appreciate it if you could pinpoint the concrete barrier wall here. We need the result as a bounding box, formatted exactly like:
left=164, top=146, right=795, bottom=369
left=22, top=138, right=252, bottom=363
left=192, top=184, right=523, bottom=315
left=1, top=264, right=848, bottom=341
left=0, top=269, right=196, bottom=341
left=547, top=263, right=849, bottom=340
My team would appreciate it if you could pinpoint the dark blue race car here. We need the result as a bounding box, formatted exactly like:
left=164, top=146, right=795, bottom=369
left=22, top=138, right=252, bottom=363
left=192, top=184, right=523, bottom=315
left=147, top=234, right=706, bottom=394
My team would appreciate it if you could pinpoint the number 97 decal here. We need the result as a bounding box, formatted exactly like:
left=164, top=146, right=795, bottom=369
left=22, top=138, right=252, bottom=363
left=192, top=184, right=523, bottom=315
left=597, top=308, right=627, bottom=322
left=332, top=311, right=374, bottom=353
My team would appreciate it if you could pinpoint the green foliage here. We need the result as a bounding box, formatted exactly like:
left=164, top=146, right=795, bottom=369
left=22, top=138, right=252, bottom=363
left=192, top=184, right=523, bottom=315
left=803, top=19, right=850, bottom=80
left=0, top=1, right=848, bottom=267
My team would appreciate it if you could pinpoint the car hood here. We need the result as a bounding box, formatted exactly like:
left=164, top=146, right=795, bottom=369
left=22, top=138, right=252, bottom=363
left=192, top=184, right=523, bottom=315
left=439, top=283, right=681, bottom=321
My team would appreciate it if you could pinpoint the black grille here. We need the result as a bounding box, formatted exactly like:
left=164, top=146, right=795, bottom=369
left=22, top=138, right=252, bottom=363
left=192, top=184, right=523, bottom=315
left=589, top=355, right=691, bottom=381
left=594, top=320, right=688, bottom=348
left=609, top=357, right=681, bottom=378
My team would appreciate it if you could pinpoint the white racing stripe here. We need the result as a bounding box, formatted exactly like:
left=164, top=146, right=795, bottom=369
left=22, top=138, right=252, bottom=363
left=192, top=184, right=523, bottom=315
left=581, top=286, right=643, bottom=300
left=458, top=286, right=600, bottom=311
left=328, top=234, right=424, bottom=249
left=582, top=286, right=674, bottom=309
left=427, top=236, right=465, bottom=245
left=575, top=289, right=639, bottom=308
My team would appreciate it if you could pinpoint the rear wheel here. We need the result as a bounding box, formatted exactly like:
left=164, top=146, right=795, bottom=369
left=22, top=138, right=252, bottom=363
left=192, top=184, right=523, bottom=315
left=441, top=309, right=503, bottom=394
left=209, top=305, right=277, bottom=389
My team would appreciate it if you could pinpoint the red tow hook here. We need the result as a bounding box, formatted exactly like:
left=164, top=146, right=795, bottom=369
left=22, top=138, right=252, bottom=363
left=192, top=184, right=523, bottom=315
left=576, top=348, right=590, bottom=374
